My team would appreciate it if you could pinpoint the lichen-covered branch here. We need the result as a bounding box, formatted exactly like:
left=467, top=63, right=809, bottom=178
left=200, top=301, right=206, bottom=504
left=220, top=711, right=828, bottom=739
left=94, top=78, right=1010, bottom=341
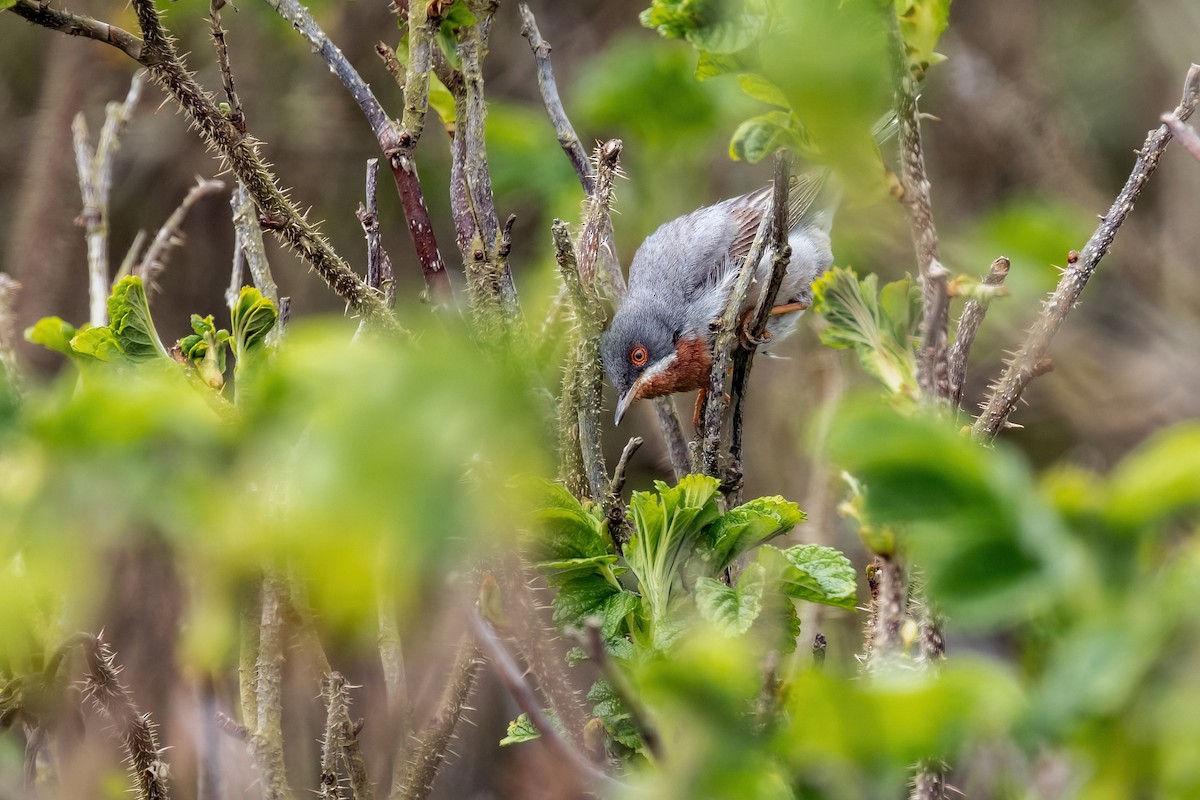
left=230, top=183, right=277, bottom=307
left=974, top=64, right=1200, bottom=440
left=136, top=177, right=226, bottom=290
left=359, top=159, right=396, bottom=306
left=77, top=634, right=172, bottom=800
left=884, top=9, right=951, bottom=404
left=392, top=634, right=481, bottom=800
left=71, top=71, right=143, bottom=326
left=946, top=256, right=1010, bottom=405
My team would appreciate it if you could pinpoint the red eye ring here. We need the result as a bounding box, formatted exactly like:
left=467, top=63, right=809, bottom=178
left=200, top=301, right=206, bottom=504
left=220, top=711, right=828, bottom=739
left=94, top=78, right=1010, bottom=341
left=630, top=344, right=649, bottom=368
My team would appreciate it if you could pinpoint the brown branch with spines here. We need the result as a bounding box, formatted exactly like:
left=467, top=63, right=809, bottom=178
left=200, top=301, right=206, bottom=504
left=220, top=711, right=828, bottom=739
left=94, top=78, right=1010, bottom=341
left=13, top=0, right=400, bottom=330
left=320, top=672, right=373, bottom=800
left=946, top=256, right=1010, bottom=405
left=974, top=63, right=1200, bottom=440
left=884, top=8, right=951, bottom=404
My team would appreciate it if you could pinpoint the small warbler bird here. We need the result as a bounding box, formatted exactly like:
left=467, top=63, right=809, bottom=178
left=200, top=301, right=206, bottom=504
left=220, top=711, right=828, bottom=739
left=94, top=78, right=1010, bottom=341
left=601, top=172, right=835, bottom=424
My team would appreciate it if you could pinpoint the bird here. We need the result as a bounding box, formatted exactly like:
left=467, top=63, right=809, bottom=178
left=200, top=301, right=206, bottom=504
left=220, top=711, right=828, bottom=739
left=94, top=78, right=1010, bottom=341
left=601, top=172, right=835, bottom=425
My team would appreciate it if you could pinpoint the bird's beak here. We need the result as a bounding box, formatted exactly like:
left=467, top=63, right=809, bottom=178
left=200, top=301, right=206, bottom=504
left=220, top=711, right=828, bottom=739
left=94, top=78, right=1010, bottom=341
left=614, top=380, right=642, bottom=426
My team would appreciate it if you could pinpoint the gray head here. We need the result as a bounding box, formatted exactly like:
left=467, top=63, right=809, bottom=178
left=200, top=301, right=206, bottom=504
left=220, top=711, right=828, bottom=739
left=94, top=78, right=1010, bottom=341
left=601, top=301, right=681, bottom=425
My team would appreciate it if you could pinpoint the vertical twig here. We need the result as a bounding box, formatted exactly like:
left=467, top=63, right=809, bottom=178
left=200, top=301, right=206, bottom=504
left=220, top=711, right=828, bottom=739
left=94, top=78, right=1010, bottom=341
left=377, top=589, right=412, bottom=788
left=208, top=0, right=245, bottom=134
left=251, top=573, right=295, bottom=800
left=72, top=72, right=144, bottom=326
left=884, top=10, right=951, bottom=404
left=862, top=557, right=905, bottom=672
left=553, top=221, right=598, bottom=500
left=393, top=635, right=482, bottom=800
left=230, top=183, right=278, bottom=307
left=358, top=159, right=396, bottom=307
left=945, top=257, right=1010, bottom=405
left=974, top=64, right=1200, bottom=439
left=0, top=273, right=22, bottom=404
left=320, top=673, right=373, bottom=800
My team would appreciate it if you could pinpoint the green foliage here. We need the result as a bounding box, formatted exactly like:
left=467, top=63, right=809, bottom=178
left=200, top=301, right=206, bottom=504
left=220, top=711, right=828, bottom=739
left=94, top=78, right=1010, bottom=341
left=894, top=0, right=952, bottom=75
left=178, top=314, right=230, bottom=390
left=107, top=275, right=172, bottom=361
left=812, top=266, right=920, bottom=401
left=499, top=713, right=540, bottom=746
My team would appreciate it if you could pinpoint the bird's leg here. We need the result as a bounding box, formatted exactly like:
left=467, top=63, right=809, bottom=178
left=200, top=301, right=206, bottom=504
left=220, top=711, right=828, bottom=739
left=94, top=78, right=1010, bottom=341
left=738, top=301, right=810, bottom=349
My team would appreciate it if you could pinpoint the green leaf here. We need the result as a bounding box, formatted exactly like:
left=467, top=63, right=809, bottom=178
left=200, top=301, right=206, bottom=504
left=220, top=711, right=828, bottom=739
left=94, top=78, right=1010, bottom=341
left=549, top=574, right=639, bottom=641
left=895, top=0, right=953, bottom=75
left=428, top=73, right=457, bottom=133
left=25, top=317, right=79, bottom=358
left=588, top=679, right=644, bottom=751
left=69, top=326, right=125, bottom=363
left=437, top=0, right=475, bottom=28
left=812, top=267, right=919, bottom=400
left=107, top=276, right=171, bottom=361
left=1104, top=422, right=1200, bottom=532
left=230, top=287, right=278, bottom=364
left=177, top=314, right=230, bottom=390
left=702, top=496, right=804, bottom=572
left=736, top=73, right=789, bottom=108
left=685, top=14, right=766, bottom=55
left=499, top=713, right=541, bottom=746
left=695, top=49, right=757, bottom=80
left=728, top=111, right=793, bottom=163
left=761, top=543, right=857, bottom=610
left=0, top=0, right=16, bottom=10
left=694, top=563, right=766, bottom=636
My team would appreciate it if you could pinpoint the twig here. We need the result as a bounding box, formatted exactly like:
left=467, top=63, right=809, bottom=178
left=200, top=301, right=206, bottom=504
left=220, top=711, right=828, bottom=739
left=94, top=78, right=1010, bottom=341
left=393, top=634, right=482, bottom=800
left=226, top=225, right=246, bottom=311
left=320, top=673, right=373, bottom=800
left=517, top=3, right=622, bottom=303
left=652, top=398, right=693, bottom=479
left=76, top=633, right=172, bottom=800
left=14, top=0, right=401, bottom=330
left=215, top=711, right=249, bottom=741
left=469, top=611, right=620, bottom=792
left=862, top=557, right=905, bottom=673
left=609, top=436, right=644, bottom=498
left=946, top=257, right=1010, bottom=405
left=0, top=273, right=22, bottom=404
left=358, top=159, right=396, bottom=307
left=1162, top=112, right=1200, bottom=162
left=812, top=633, right=827, bottom=669
left=974, top=63, right=1200, bottom=440
left=230, top=182, right=277, bottom=306
left=136, top=177, right=226, bottom=290
left=71, top=72, right=143, bottom=326
left=377, top=589, right=412, bottom=789
left=910, top=762, right=949, bottom=800
left=198, top=677, right=222, bottom=800
left=258, top=0, right=453, bottom=311
left=699, top=173, right=778, bottom=479
left=208, top=0, right=244, bottom=134
left=885, top=9, right=951, bottom=403
left=727, top=154, right=792, bottom=500
left=583, top=621, right=662, bottom=760
left=252, top=573, right=295, bottom=800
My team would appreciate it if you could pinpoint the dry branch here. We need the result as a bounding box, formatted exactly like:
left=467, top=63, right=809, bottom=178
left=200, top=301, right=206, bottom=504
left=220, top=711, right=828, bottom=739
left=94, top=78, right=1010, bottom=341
left=208, top=0, right=244, bottom=134
left=0, top=273, right=21, bottom=403
left=359, top=159, right=396, bottom=307
left=320, top=673, right=373, bottom=800
left=974, top=63, right=1200, bottom=440
left=1162, top=112, right=1200, bottom=162
left=230, top=183, right=278, bottom=307
left=252, top=573, right=295, bottom=800
left=377, top=591, right=412, bottom=793
left=13, top=0, right=400, bottom=329
left=393, top=634, right=481, bottom=800
left=884, top=10, right=951, bottom=403
left=946, top=256, right=1010, bottom=405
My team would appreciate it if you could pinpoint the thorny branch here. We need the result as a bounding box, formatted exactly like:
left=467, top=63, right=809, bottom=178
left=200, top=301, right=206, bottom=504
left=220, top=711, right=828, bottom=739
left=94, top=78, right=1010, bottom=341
left=208, top=0, right=244, bottom=134
left=469, top=611, right=620, bottom=793
left=699, top=166, right=780, bottom=481
left=136, top=177, right=226, bottom=291
left=13, top=0, right=399, bottom=329
left=320, top=673, right=373, bottom=800
left=393, top=634, right=482, bottom=800
left=974, top=63, right=1200, bottom=440
left=885, top=9, right=951, bottom=404
left=72, top=71, right=143, bottom=326
left=946, top=256, right=1010, bottom=405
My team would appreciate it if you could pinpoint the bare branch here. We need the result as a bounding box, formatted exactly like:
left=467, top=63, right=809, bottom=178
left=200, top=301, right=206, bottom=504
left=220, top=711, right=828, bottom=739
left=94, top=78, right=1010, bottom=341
left=885, top=10, right=951, bottom=403
left=136, top=177, right=226, bottom=290
left=0, top=273, right=22, bottom=404
left=230, top=182, right=277, bottom=306
left=378, top=590, right=412, bottom=785
left=208, top=0, right=244, bottom=134
left=393, top=634, right=481, bottom=800
left=75, top=633, right=172, bottom=800
left=9, top=0, right=144, bottom=61
left=1162, top=112, right=1200, bottom=162
left=320, top=673, right=374, bottom=800
left=652, top=398, right=693, bottom=479
left=609, top=436, right=644, bottom=498
left=468, top=611, right=619, bottom=792
left=71, top=71, right=143, bottom=326
left=358, top=159, right=396, bottom=307
left=946, top=256, right=1010, bottom=404
left=252, top=573, right=295, bottom=800
left=974, top=63, right=1200, bottom=440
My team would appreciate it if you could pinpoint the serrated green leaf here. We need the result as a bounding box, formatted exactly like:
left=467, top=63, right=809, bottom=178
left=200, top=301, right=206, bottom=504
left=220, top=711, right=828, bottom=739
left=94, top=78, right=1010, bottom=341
left=529, top=507, right=610, bottom=564
left=695, top=563, right=766, bottom=636
left=25, top=317, right=79, bottom=358
left=686, top=14, right=766, bottom=55
left=230, top=287, right=277, bottom=363
left=549, top=574, right=639, bottom=640
left=729, top=111, right=793, bottom=163
left=761, top=543, right=857, bottom=610
left=702, top=496, right=805, bottom=572
left=107, top=276, right=172, bottom=361
left=69, top=326, right=125, bottom=363
left=695, top=48, right=757, bottom=80
left=499, top=713, right=540, bottom=746
left=588, top=679, right=644, bottom=750
left=812, top=267, right=919, bottom=399
left=736, top=73, right=789, bottom=108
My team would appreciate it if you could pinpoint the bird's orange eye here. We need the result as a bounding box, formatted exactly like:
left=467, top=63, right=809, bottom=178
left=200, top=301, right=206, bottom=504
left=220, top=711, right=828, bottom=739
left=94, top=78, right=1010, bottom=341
left=629, top=344, right=648, bottom=367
